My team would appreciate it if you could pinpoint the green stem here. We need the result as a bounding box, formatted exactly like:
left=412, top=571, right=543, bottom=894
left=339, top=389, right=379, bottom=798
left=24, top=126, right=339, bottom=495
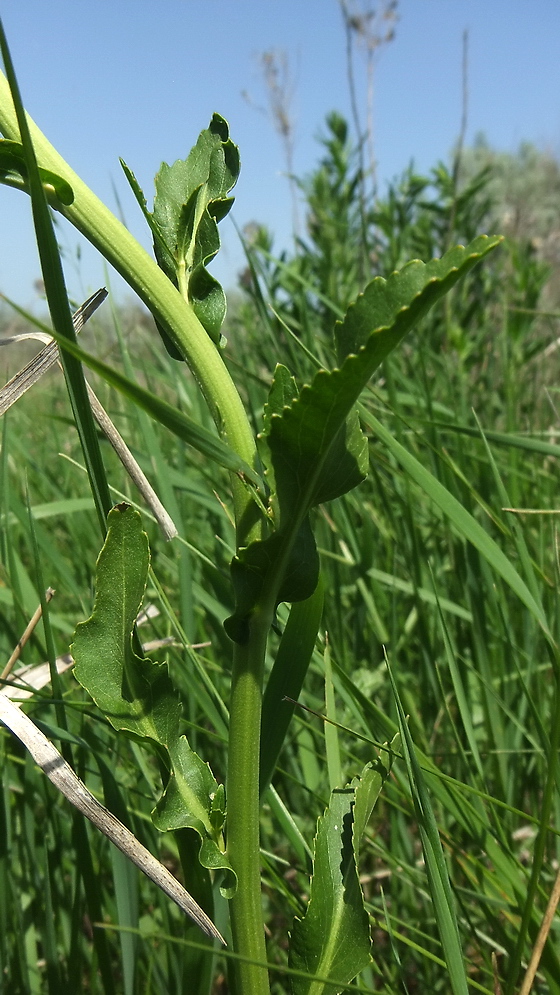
left=0, top=73, right=273, bottom=984
left=226, top=608, right=272, bottom=995
left=0, top=73, right=257, bottom=540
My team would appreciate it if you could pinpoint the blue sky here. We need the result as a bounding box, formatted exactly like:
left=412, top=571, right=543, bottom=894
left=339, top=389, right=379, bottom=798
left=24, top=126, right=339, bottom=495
left=1, top=0, right=559, bottom=309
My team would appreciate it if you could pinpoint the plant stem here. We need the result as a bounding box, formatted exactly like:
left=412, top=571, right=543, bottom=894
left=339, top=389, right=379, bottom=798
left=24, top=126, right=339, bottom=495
left=0, top=72, right=257, bottom=541
left=0, top=71, right=273, bottom=986
left=226, top=608, right=272, bottom=995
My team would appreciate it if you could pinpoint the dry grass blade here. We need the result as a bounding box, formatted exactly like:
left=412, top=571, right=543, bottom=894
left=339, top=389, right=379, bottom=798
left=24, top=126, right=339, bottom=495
left=0, top=587, right=55, bottom=680
left=492, top=952, right=502, bottom=995
left=0, top=288, right=108, bottom=415
left=0, top=692, right=225, bottom=944
left=0, top=596, right=221, bottom=941
left=0, top=288, right=177, bottom=539
left=1, top=655, right=74, bottom=699
left=1, top=601, right=171, bottom=699
left=85, top=382, right=178, bottom=540
left=518, top=866, right=560, bottom=995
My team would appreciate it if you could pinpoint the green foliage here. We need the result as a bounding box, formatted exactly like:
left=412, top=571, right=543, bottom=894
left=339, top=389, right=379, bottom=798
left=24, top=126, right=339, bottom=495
left=259, top=575, right=324, bottom=796
left=71, top=504, right=234, bottom=887
left=2, top=39, right=560, bottom=995
left=289, top=747, right=397, bottom=994
left=226, top=235, right=501, bottom=645
left=388, top=664, right=470, bottom=995
left=296, top=111, right=366, bottom=314
left=460, top=135, right=560, bottom=245
left=121, top=113, right=239, bottom=351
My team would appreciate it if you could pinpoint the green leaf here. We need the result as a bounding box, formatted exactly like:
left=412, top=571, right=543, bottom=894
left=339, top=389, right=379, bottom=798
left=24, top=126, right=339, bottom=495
left=257, top=362, right=300, bottom=525
left=119, top=158, right=185, bottom=360
left=262, top=363, right=299, bottom=434
left=119, top=157, right=169, bottom=264
left=71, top=504, right=234, bottom=885
left=123, top=113, right=240, bottom=347
left=153, top=739, right=236, bottom=896
left=387, top=660, right=470, bottom=995
left=266, top=235, right=502, bottom=529
left=0, top=138, right=74, bottom=206
left=224, top=515, right=320, bottom=644
left=361, top=406, right=553, bottom=642
left=335, top=237, right=501, bottom=360
left=265, top=392, right=368, bottom=527
left=431, top=419, right=560, bottom=460
left=227, top=238, right=502, bottom=643
left=259, top=575, right=324, bottom=795
left=209, top=783, right=226, bottom=832
left=289, top=747, right=397, bottom=994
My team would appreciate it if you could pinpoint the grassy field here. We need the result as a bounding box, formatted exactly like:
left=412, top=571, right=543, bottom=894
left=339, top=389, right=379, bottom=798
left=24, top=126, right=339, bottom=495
left=1, top=104, right=560, bottom=994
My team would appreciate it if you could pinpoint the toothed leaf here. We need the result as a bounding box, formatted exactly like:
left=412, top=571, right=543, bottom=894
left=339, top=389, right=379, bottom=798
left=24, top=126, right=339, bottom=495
left=152, top=113, right=239, bottom=344
left=71, top=504, right=234, bottom=887
left=289, top=743, right=398, bottom=994
left=226, top=237, right=502, bottom=643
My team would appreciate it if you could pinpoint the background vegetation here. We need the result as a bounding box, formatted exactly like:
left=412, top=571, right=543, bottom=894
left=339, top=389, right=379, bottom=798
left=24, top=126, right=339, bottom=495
left=2, top=6, right=560, bottom=993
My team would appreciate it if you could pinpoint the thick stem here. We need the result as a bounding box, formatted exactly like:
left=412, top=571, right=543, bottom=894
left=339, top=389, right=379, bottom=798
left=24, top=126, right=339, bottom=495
left=226, top=610, right=272, bottom=995
left=0, top=73, right=257, bottom=540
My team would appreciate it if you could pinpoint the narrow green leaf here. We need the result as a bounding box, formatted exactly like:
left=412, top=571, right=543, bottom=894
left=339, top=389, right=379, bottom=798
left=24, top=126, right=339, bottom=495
left=97, top=759, right=139, bottom=995
left=259, top=575, right=324, bottom=795
left=324, top=639, right=342, bottom=792
left=387, top=659, right=470, bottom=995
left=361, top=407, right=553, bottom=642
left=289, top=748, right=396, bottom=995
left=0, top=24, right=112, bottom=532
left=0, top=497, right=95, bottom=527
left=431, top=420, right=560, bottom=460
left=119, top=157, right=170, bottom=262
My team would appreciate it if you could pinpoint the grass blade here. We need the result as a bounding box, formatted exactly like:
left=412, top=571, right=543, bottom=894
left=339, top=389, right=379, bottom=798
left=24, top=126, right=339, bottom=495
left=0, top=21, right=112, bottom=532
left=386, top=656, right=470, bottom=995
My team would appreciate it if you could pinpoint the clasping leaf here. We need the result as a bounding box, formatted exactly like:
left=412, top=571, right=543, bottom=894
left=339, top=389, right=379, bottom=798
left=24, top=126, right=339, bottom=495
left=289, top=741, right=398, bottom=994
left=225, top=237, right=502, bottom=642
left=71, top=504, right=235, bottom=892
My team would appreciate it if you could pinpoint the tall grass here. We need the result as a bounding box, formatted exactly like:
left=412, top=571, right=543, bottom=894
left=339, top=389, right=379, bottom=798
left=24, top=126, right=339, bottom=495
left=1, top=106, right=560, bottom=994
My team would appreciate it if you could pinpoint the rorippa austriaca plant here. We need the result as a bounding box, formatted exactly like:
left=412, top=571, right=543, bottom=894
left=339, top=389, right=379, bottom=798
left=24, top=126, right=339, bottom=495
left=0, top=24, right=512, bottom=995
